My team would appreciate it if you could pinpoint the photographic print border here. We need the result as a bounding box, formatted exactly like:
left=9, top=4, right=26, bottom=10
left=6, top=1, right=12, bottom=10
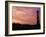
left=5, top=1, right=45, bottom=36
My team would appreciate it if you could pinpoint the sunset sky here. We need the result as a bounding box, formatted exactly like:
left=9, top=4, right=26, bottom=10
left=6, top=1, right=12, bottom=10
left=12, top=6, right=40, bottom=25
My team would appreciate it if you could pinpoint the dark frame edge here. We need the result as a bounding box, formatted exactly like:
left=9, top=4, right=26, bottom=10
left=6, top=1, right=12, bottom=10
left=5, top=1, right=45, bottom=4
left=43, top=3, right=45, bottom=34
left=5, top=1, right=8, bottom=36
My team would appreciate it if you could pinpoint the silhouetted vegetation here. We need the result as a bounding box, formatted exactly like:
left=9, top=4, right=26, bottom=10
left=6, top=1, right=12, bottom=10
left=12, top=23, right=40, bottom=30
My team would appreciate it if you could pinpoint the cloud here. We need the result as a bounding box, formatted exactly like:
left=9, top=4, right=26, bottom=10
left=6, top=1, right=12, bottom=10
left=12, top=7, right=38, bottom=25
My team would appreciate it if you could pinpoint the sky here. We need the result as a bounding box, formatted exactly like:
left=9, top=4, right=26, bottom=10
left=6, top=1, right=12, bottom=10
left=12, top=6, right=40, bottom=25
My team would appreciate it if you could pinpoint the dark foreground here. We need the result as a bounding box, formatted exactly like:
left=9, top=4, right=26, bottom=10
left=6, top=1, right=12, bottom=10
left=12, top=23, right=40, bottom=30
